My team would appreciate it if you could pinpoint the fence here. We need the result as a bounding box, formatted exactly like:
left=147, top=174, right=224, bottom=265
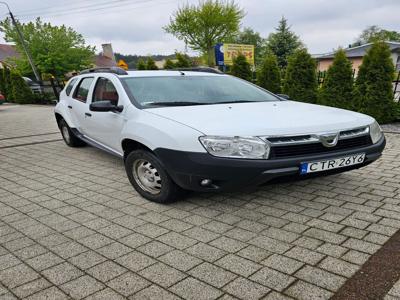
left=317, top=70, right=400, bottom=102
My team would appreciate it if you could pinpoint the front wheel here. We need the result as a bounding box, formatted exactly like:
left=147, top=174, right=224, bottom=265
left=125, top=150, right=184, bottom=203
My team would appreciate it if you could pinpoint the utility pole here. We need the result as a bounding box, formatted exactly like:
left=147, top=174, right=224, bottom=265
left=0, top=1, right=41, bottom=83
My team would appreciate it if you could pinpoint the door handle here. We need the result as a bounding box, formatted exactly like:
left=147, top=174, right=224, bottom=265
left=68, top=105, right=72, bottom=109
left=85, top=112, right=92, bottom=117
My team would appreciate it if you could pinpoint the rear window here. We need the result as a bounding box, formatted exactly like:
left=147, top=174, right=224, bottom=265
left=65, top=78, right=78, bottom=96
left=73, top=77, right=94, bottom=102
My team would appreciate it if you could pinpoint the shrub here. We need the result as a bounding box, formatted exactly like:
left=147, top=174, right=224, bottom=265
left=10, top=70, right=33, bottom=104
left=354, top=42, right=396, bottom=123
left=0, top=66, right=12, bottom=100
left=230, top=53, right=252, bottom=81
left=257, top=53, right=281, bottom=93
left=163, top=59, right=176, bottom=69
left=146, top=57, right=159, bottom=70
left=319, top=49, right=354, bottom=109
left=283, top=48, right=318, bottom=103
left=136, top=59, right=146, bottom=70
left=174, top=52, right=191, bottom=68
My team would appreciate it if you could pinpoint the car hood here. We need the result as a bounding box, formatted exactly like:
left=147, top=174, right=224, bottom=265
left=146, top=101, right=374, bottom=136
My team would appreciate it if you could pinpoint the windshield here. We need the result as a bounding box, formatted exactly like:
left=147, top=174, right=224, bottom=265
left=122, top=75, right=279, bottom=107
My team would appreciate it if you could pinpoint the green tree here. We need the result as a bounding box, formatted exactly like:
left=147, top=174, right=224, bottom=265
left=163, top=59, right=176, bottom=69
left=354, top=42, right=396, bottom=123
left=284, top=48, right=318, bottom=103
left=319, top=49, right=354, bottom=109
left=9, top=70, right=33, bottom=104
left=232, top=27, right=266, bottom=65
left=230, top=53, right=252, bottom=81
left=0, top=18, right=95, bottom=79
left=136, top=59, right=147, bottom=70
left=165, top=0, right=245, bottom=66
left=146, top=57, right=159, bottom=70
left=257, top=53, right=281, bottom=93
left=266, top=17, right=302, bottom=69
left=353, top=25, right=400, bottom=46
left=175, top=52, right=191, bottom=68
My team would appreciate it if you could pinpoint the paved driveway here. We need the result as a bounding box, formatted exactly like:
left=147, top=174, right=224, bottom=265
left=0, top=104, right=400, bottom=300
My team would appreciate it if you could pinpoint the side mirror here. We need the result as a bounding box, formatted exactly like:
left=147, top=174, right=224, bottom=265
left=276, top=94, right=290, bottom=100
left=90, top=100, right=123, bottom=113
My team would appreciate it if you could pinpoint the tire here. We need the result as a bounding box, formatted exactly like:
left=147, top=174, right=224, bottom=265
left=59, top=119, right=86, bottom=147
left=125, top=149, right=184, bottom=203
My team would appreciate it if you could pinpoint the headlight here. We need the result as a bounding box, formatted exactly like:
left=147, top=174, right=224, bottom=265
left=199, top=136, right=269, bottom=159
left=369, top=121, right=383, bottom=144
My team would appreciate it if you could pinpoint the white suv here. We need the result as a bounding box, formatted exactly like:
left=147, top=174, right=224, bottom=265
left=55, top=67, right=385, bottom=203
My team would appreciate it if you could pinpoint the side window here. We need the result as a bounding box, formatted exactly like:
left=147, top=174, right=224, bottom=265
left=65, top=78, right=78, bottom=96
left=73, top=77, right=94, bottom=102
left=92, top=77, right=119, bottom=106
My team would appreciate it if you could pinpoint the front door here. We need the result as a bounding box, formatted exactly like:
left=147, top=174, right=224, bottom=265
left=84, top=76, right=125, bottom=153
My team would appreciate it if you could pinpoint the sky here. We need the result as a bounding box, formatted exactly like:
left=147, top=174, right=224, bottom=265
left=2, top=0, right=399, bottom=56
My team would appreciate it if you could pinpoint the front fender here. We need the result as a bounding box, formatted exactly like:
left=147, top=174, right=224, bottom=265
left=120, top=109, right=207, bottom=153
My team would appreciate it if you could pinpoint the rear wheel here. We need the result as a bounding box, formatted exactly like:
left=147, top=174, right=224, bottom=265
left=59, top=119, right=86, bottom=147
left=125, top=149, right=183, bottom=203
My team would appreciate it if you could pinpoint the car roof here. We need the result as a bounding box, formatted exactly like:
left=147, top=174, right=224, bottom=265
left=122, top=70, right=225, bottom=77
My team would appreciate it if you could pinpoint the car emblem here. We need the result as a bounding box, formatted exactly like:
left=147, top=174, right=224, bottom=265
left=319, top=133, right=339, bottom=147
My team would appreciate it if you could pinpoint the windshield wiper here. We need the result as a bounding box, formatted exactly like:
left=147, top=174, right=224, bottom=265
left=143, top=101, right=208, bottom=107
left=214, top=100, right=263, bottom=104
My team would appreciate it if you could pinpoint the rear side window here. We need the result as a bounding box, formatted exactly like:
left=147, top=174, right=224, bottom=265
left=73, top=77, right=94, bottom=102
left=65, top=78, right=78, bottom=96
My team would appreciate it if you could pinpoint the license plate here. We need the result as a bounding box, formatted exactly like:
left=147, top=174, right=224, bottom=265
left=300, top=153, right=366, bottom=174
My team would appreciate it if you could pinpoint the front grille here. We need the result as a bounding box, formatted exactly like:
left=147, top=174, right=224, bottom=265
left=270, top=135, right=372, bottom=158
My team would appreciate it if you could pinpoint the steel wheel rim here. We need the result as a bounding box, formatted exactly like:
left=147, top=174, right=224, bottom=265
left=132, top=159, right=162, bottom=195
left=61, top=125, right=70, bottom=144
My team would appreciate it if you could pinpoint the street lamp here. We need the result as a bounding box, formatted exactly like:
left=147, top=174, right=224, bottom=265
left=0, top=1, right=41, bottom=83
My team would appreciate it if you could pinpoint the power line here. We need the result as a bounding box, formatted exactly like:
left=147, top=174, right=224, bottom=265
left=14, top=0, right=105, bottom=15
left=17, top=0, right=179, bottom=20
left=18, top=0, right=141, bottom=17
left=17, top=0, right=155, bottom=18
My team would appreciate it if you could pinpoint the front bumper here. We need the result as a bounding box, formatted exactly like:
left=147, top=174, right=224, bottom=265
left=154, top=136, right=386, bottom=192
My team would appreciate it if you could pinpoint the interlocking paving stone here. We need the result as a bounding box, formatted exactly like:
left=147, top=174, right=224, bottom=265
left=223, top=277, right=271, bottom=299
left=139, top=262, right=186, bottom=288
left=61, top=275, right=105, bottom=299
left=170, top=277, right=223, bottom=300
left=285, top=280, right=333, bottom=300
left=159, top=250, right=202, bottom=272
left=1, top=106, right=400, bottom=299
left=250, top=267, right=296, bottom=292
left=41, top=262, right=84, bottom=285
left=107, top=272, right=151, bottom=297
left=188, top=262, right=237, bottom=288
left=262, top=254, right=304, bottom=275
left=215, top=253, right=262, bottom=277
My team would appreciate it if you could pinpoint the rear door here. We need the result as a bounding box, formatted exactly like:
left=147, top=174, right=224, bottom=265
left=69, top=76, right=95, bottom=133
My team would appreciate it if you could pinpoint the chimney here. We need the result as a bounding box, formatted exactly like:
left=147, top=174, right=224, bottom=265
left=102, top=43, right=115, bottom=61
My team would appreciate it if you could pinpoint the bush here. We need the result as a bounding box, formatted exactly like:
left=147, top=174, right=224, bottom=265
left=0, top=66, right=12, bottom=100
left=136, top=59, right=146, bottom=70
left=146, top=57, right=159, bottom=70
left=175, top=52, right=191, bottom=68
left=354, top=42, right=396, bottom=123
left=163, top=59, right=176, bottom=69
left=257, top=53, right=281, bottom=93
left=319, top=49, right=354, bottom=109
left=9, top=70, right=33, bottom=104
left=230, top=53, right=252, bottom=81
left=283, top=48, right=318, bottom=103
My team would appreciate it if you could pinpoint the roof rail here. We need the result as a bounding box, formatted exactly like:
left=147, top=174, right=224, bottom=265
left=80, top=67, right=128, bottom=75
left=175, top=67, right=223, bottom=74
